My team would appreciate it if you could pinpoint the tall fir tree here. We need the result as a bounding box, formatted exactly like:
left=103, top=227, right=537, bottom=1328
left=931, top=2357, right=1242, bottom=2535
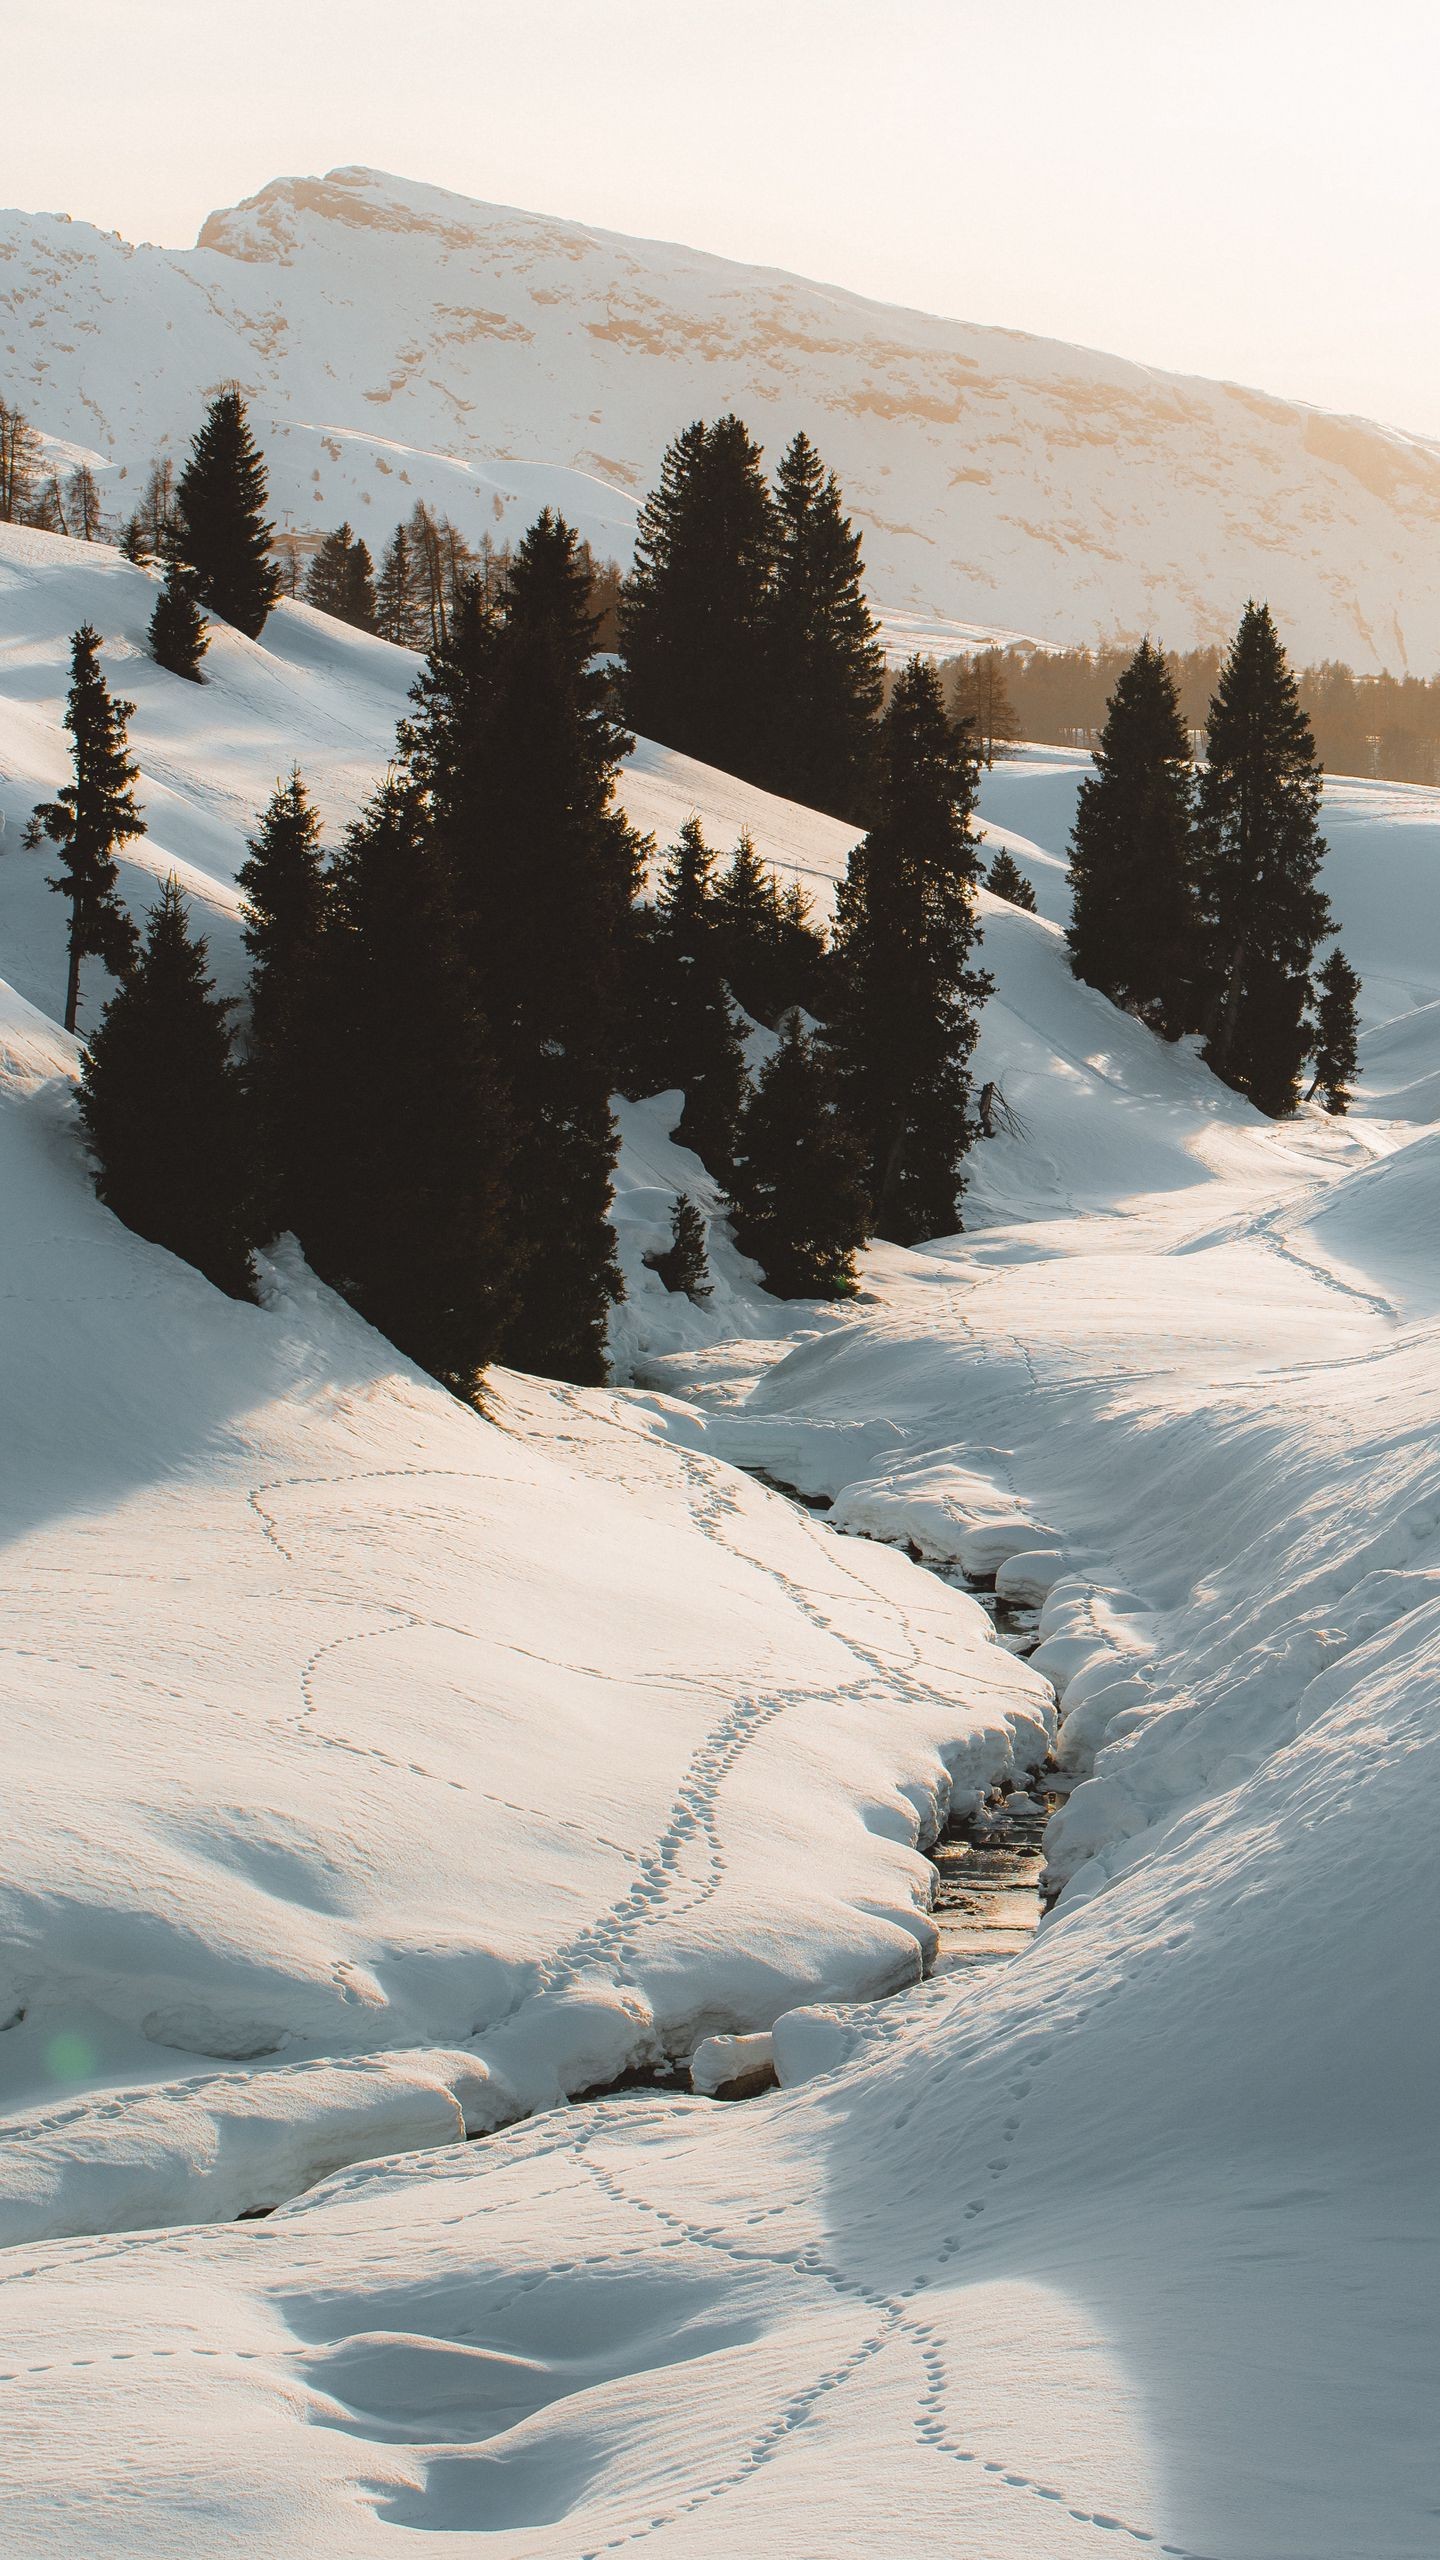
left=762, top=431, right=882, bottom=817
left=305, top=775, right=511, bottom=1397
left=985, top=849, right=1038, bottom=911
left=148, top=559, right=210, bottom=681
left=236, top=769, right=329, bottom=1237
left=728, top=1011, right=869, bottom=1297
left=404, top=512, right=641, bottom=1383
left=25, top=624, right=142, bottom=1032
left=375, top=524, right=424, bottom=645
left=827, top=657, right=991, bottom=1242
left=650, top=817, right=749, bottom=1171
left=1196, top=602, right=1333, bottom=1115
left=305, top=524, right=377, bottom=630
left=1066, top=639, right=1198, bottom=1035
left=1306, top=947, right=1361, bottom=1113
left=709, top=828, right=827, bottom=1025
left=174, top=388, right=282, bottom=638
left=644, top=1194, right=713, bottom=1302
left=79, top=878, right=256, bottom=1298
left=710, top=827, right=780, bottom=1016
left=619, top=415, right=775, bottom=779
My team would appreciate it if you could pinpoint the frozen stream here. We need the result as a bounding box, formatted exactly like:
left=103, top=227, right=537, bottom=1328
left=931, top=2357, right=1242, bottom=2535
left=739, top=1475, right=1064, bottom=1997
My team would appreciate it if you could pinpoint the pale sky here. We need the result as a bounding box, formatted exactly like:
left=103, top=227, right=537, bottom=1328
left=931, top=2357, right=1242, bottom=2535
left=10, top=0, right=1440, bottom=436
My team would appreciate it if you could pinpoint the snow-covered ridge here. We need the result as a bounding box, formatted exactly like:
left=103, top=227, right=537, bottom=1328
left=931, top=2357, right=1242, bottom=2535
left=0, top=520, right=1051, bottom=2250
left=7, top=160, right=1440, bottom=664
left=4, top=523, right=1440, bottom=2554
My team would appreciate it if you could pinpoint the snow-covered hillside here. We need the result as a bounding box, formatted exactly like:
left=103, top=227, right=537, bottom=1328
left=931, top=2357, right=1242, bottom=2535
left=3, top=526, right=1439, bottom=2556
left=8, top=163, right=1440, bottom=664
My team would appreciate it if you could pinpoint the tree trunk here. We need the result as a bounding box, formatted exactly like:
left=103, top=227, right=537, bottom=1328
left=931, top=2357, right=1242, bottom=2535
left=63, top=916, right=82, bottom=1036
left=1209, top=937, right=1248, bottom=1072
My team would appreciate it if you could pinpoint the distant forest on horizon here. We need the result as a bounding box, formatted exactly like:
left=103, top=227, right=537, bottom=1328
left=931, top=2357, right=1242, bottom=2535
left=940, top=641, right=1440, bottom=788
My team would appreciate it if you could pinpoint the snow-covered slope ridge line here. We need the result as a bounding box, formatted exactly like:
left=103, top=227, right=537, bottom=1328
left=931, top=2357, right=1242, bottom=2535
left=3, top=525, right=1439, bottom=2556
left=0, top=522, right=1051, bottom=2250
left=7, top=161, right=1440, bottom=663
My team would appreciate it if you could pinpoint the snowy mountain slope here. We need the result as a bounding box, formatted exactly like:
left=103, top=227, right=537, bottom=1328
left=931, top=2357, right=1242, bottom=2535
left=9, top=162, right=1440, bottom=664
left=3, top=521, right=1440, bottom=2553
left=0, top=972, right=1053, bottom=2246
left=0, top=523, right=1060, bottom=2238
left=7, top=1013, right=1439, bottom=2559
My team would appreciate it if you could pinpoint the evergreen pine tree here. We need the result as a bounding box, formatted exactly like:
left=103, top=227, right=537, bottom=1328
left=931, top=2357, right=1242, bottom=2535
left=305, top=524, right=377, bottom=630
left=1066, top=640, right=1198, bottom=1033
left=406, top=511, right=642, bottom=1383
left=341, top=534, right=377, bottom=631
left=728, top=1012, right=869, bottom=1297
left=619, top=415, right=775, bottom=778
left=708, top=829, right=827, bottom=1024
left=78, top=877, right=256, bottom=1299
left=1306, top=947, right=1361, bottom=1113
left=774, top=879, right=830, bottom=1016
left=1196, top=602, right=1333, bottom=1114
left=174, top=388, right=282, bottom=638
left=375, top=526, right=422, bottom=644
left=985, top=849, right=1038, bottom=911
left=147, top=560, right=210, bottom=681
left=236, top=769, right=329, bottom=1237
left=827, top=657, right=991, bottom=1242
left=644, top=1194, right=713, bottom=1300
left=304, top=775, right=511, bottom=1397
left=25, top=624, right=142, bottom=1032
left=762, top=431, right=882, bottom=816
left=650, top=817, right=749, bottom=1171
left=711, top=827, right=781, bottom=1017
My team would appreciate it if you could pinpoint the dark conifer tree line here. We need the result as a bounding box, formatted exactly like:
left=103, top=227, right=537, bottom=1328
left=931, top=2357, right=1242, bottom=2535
left=729, top=1013, right=869, bottom=1297
left=239, top=507, right=642, bottom=1393
left=946, top=632, right=1440, bottom=790
left=619, top=417, right=883, bottom=818
left=305, top=524, right=377, bottom=630
left=1064, top=606, right=1356, bottom=1115
left=79, top=879, right=257, bottom=1299
left=52, top=402, right=1361, bottom=1382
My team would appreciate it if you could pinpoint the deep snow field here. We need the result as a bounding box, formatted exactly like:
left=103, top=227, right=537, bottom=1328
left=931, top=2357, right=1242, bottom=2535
left=1, top=524, right=1437, bottom=2557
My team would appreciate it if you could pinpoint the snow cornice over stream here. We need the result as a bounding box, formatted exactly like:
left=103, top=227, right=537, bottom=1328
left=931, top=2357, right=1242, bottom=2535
left=1, top=525, right=1437, bottom=2556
